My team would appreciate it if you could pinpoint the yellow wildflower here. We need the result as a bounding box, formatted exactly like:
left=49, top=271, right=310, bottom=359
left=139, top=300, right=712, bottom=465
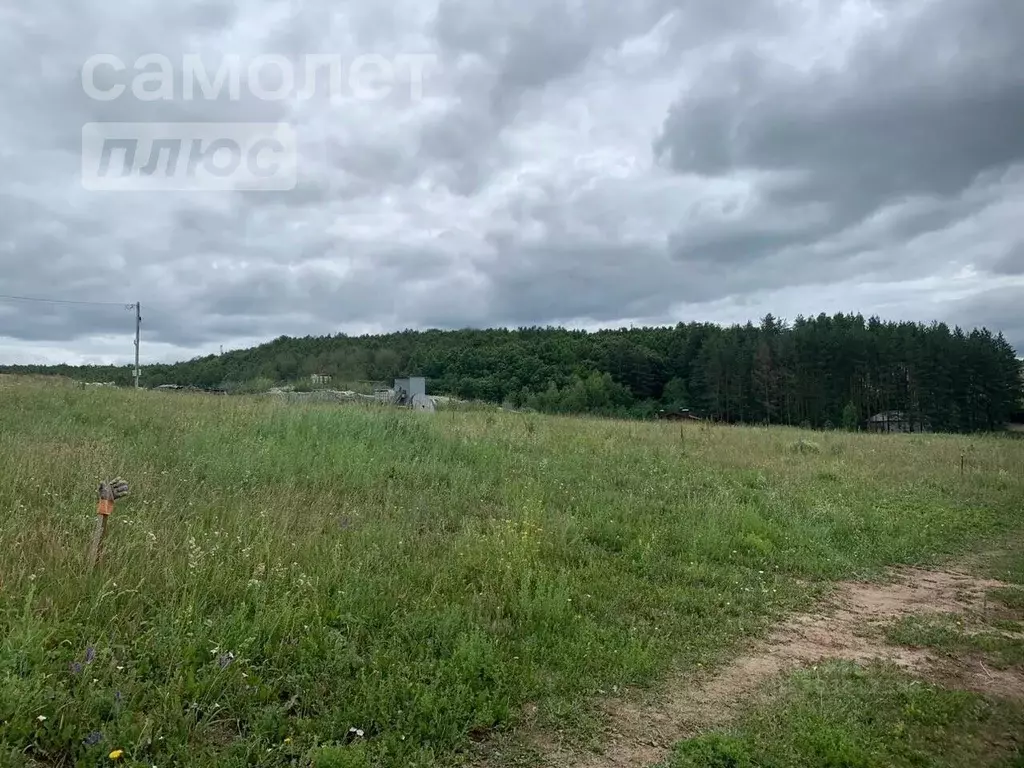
left=109, top=749, right=124, bottom=760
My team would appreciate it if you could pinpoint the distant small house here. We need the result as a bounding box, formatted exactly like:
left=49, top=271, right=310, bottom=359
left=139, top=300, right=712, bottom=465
left=310, top=373, right=331, bottom=386
left=393, top=376, right=435, bottom=412
left=393, top=376, right=426, bottom=405
left=656, top=408, right=701, bottom=422
left=866, top=410, right=930, bottom=434
left=153, top=383, right=226, bottom=395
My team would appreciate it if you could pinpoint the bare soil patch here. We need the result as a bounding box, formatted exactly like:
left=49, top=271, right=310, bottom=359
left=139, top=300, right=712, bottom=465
left=501, top=564, right=1023, bottom=768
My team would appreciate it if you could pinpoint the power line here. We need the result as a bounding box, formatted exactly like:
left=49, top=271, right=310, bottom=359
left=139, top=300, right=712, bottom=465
left=0, top=293, right=135, bottom=309
left=0, top=293, right=142, bottom=387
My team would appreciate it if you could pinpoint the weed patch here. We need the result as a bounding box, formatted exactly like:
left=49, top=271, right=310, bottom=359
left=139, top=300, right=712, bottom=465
left=885, top=615, right=1024, bottom=671
left=665, top=661, right=1024, bottom=768
left=990, top=588, right=1024, bottom=612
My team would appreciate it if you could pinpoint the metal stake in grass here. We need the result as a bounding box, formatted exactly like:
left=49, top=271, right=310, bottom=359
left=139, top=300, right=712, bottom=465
left=87, top=477, right=130, bottom=572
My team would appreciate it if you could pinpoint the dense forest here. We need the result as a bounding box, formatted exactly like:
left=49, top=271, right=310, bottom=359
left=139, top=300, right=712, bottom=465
left=3, top=313, right=1022, bottom=433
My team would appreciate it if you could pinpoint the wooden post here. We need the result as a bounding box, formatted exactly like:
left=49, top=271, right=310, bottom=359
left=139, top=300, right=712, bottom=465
left=87, top=497, right=115, bottom=572
left=87, top=478, right=128, bottom=572
left=87, top=515, right=109, bottom=571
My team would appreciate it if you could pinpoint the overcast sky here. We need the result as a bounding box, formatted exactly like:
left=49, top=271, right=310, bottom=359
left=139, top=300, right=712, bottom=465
left=1, top=0, right=1022, bottom=366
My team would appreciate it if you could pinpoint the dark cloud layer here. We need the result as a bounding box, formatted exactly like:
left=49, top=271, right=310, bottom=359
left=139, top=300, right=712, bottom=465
left=0, top=0, right=1022, bottom=365
left=655, top=0, right=1024, bottom=266
left=994, top=244, right=1024, bottom=276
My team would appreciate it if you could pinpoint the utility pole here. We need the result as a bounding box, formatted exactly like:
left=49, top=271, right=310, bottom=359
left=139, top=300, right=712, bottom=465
left=134, top=302, right=141, bottom=389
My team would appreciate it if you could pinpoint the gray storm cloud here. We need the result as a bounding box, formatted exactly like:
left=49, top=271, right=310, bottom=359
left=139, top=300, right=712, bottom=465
left=1, top=0, right=1022, bottom=365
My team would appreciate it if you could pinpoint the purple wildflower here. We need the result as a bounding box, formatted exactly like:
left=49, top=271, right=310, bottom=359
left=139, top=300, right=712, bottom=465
left=84, top=646, right=96, bottom=664
left=69, top=662, right=83, bottom=674
left=83, top=731, right=103, bottom=746
left=217, top=652, right=235, bottom=670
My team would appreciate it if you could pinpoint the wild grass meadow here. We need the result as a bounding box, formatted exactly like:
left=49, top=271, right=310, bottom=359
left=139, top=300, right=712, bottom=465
left=1, top=376, right=1022, bottom=767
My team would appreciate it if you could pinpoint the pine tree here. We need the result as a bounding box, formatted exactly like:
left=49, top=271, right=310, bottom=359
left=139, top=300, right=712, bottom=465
left=842, top=401, right=859, bottom=431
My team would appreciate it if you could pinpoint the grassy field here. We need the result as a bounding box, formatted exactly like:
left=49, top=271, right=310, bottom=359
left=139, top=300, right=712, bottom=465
left=1, top=376, right=1022, bottom=767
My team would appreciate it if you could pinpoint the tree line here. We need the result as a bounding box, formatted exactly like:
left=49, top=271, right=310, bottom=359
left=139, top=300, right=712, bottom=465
left=3, top=313, right=1021, bottom=433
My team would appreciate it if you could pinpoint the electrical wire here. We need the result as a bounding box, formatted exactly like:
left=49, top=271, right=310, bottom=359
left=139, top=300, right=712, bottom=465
left=0, top=294, right=135, bottom=309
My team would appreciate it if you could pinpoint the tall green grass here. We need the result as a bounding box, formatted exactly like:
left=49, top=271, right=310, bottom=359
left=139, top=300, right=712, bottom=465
left=1, top=377, right=1022, bottom=767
